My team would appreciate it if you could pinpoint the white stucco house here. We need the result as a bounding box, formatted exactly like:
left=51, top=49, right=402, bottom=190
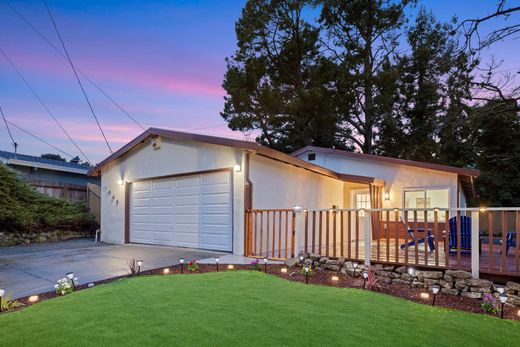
left=89, top=128, right=479, bottom=256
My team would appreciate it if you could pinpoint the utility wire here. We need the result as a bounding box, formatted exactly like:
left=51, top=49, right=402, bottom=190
left=43, top=0, right=113, bottom=153
left=2, top=115, right=74, bottom=158
left=0, top=48, right=92, bottom=164
left=0, top=105, right=17, bottom=151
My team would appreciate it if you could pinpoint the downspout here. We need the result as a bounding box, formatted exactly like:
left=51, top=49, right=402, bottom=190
left=244, top=152, right=253, bottom=256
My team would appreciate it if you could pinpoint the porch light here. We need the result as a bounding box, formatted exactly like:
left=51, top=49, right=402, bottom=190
left=163, top=268, right=170, bottom=274
left=215, top=257, right=220, bottom=272
left=420, top=293, right=430, bottom=300
left=280, top=268, right=288, bottom=274
left=496, top=285, right=505, bottom=294
left=303, top=265, right=310, bottom=284
left=227, top=264, right=234, bottom=270
left=384, top=192, right=390, bottom=201
left=179, top=258, right=185, bottom=274
left=28, top=295, right=39, bottom=303
left=431, top=285, right=440, bottom=306
left=263, top=258, right=268, bottom=273
left=362, top=271, right=369, bottom=290
left=499, top=294, right=508, bottom=319
left=117, top=179, right=125, bottom=186
left=233, top=164, right=241, bottom=172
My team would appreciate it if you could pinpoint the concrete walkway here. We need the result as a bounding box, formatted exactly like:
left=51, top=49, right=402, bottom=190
left=0, top=240, right=224, bottom=298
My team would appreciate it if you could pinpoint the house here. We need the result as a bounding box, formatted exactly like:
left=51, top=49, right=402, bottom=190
left=88, top=127, right=479, bottom=257
left=0, top=150, right=100, bottom=202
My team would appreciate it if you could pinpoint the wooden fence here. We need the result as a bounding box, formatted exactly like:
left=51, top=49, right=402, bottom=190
left=30, top=180, right=88, bottom=202
left=246, top=207, right=520, bottom=278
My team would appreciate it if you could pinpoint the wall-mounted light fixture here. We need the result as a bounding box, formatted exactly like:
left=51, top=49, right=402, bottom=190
left=384, top=192, right=390, bottom=201
left=233, top=164, right=241, bottom=172
left=117, top=179, right=125, bottom=186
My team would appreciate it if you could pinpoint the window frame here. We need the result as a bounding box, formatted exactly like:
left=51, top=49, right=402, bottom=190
left=402, top=186, right=451, bottom=221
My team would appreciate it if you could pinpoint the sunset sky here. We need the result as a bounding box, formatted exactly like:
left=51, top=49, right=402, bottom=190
left=0, top=0, right=516, bottom=163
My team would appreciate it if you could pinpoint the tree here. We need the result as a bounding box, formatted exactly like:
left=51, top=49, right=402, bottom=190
left=70, top=156, right=81, bottom=164
left=41, top=153, right=66, bottom=162
left=221, top=0, right=341, bottom=152
left=320, top=0, right=412, bottom=154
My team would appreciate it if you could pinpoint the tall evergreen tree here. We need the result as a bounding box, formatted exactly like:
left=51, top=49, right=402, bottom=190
left=221, top=0, right=340, bottom=152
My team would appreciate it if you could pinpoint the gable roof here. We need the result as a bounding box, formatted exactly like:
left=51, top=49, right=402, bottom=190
left=291, top=146, right=479, bottom=198
left=88, top=128, right=381, bottom=185
left=0, top=150, right=90, bottom=174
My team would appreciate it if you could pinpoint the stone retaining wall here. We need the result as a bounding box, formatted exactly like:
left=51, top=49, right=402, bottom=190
left=292, top=254, right=520, bottom=307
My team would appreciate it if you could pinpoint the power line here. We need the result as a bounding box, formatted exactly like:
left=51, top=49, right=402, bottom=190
left=2, top=115, right=74, bottom=158
left=0, top=48, right=92, bottom=164
left=0, top=105, right=18, bottom=152
left=2, top=0, right=145, bottom=131
left=43, top=0, right=113, bottom=153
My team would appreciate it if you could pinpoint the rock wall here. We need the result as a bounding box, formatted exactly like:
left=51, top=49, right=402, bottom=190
left=294, top=254, right=520, bottom=307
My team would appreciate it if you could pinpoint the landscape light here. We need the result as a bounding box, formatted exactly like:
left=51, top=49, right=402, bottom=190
left=227, top=264, right=234, bottom=270
left=496, top=285, right=505, bottom=294
left=420, top=293, right=430, bottom=300
left=499, top=294, right=508, bottom=319
left=215, top=257, right=220, bottom=272
left=0, top=288, right=4, bottom=312
left=66, top=272, right=76, bottom=290
left=331, top=275, right=339, bottom=283
left=28, top=295, right=39, bottom=303
left=163, top=268, right=170, bottom=274
left=431, top=285, right=440, bottom=306
left=352, top=262, right=359, bottom=276
left=136, top=260, right=143, bottom=276
left=179, top=258, right=185, bottom=274
left=298, top=254, right=304, bottom=264
left=407, top=267, right=415, bottom=287
left=280, top=268, right=288, bottom=274
left=303, top=266, right=310, bottom=284
left=362, top=271, right=369, bottom=290
left=263, top=258, right=268, bottom=273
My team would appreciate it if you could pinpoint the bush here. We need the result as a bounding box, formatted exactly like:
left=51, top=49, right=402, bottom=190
left=187, top=261, right=199, bottom=272
left=54, top=277, right=79, bottom=296
left=481, top=294, right=498, bottom=315
left=0, top=292, right=22, bottom=312
left=0, top=164, right=96, bottom=241
left=249, top=259, right=262, bottom=271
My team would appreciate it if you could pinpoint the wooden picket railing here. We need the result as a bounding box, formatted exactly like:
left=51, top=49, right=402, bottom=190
left=246, top=207, right=520, bottom=277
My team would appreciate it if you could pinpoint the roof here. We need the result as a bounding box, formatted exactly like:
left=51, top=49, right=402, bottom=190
left=0, top=150, right=90, bottom=175
left=88, top=128, right=381, bottom=185
left=291, top=146, right=480, bottom=198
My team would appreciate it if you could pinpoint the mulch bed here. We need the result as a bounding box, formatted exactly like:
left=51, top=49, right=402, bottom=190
left=5, top=264, right=520, bottom=321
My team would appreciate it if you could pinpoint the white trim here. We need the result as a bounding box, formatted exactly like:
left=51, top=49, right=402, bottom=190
left=6, top=159, right=88, bottom=175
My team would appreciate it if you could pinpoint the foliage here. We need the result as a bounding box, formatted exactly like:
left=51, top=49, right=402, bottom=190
left=127, top=259, right=140, bottom=277
left=366, top=267, right=381, bottom=290
left=480, top=294, right=499, bottom=315
left=300, top=266, right=314, bottom=276
left=187, top=261, right=199, bottom=272
left=40, top=153, right=66, bottom=162
left=54, top=277, right=79, bottom=296
left=0, top=164, right=96, bottom=239
left=0, top=292, right=21, bottom=312
left=249, top=259, right=262, bottom=271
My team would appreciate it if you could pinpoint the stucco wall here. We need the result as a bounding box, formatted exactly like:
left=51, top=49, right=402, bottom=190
left=100, top=137, right=245, bottom=254
left=296, top=152, right=464, bottom=209
left=249, top=155, right=344, bottom=210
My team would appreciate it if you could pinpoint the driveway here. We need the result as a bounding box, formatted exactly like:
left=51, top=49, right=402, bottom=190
left=0, top=240, right=225, bottom=298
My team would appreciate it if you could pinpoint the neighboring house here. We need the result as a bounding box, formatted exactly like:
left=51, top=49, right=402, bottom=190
left=89, top=128, right=479, bottom=256
left=0, top=150, right=100, bottom=202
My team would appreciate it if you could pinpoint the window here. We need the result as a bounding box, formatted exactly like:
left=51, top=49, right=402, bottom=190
left=307, top=153, right=316, bottom=161
left=404, top=188, right=449, bottom=221
left=355, top=193, right=371, bottom=216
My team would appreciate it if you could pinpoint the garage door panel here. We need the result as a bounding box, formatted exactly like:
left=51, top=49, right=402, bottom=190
left=130, top=171, right=232, bottom=251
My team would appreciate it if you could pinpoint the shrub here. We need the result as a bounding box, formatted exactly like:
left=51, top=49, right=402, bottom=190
left=0, top=292, right=22, bottom=312
left=300, top=266, right=314, bottom=276
left=54, top=277, right=78, bottom=296
left=127, top=258, right=140, bottom=276
left=366, top=267, right=381, bottom=290
left=481, top=294, right=499, bottom=315
left=249, top=259, right=262, bottom=271
left=187, top=260, right=199, bottom=272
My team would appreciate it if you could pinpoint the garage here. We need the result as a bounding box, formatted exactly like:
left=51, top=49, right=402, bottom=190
left=129, top=170, right=233, bottom=252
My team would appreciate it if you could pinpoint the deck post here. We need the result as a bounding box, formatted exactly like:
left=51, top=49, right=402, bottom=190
left=364, top=210, right=372, bottom=266
left=471, top=210, right=480, bottom=278
left=293, top=206, right=303, bottom=257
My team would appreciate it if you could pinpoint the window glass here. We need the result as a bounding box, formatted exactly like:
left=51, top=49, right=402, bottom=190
left=404, top=189, right=449, bottom=221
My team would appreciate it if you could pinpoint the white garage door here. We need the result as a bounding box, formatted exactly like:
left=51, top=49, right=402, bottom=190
left=130, top=171, right=232, bottom=251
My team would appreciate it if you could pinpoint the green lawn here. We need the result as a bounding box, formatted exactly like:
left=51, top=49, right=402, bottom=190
left=2, top=271, right=519, bottom=346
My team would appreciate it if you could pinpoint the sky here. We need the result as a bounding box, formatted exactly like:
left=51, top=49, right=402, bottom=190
left=0, top=0, right=518, bottom=164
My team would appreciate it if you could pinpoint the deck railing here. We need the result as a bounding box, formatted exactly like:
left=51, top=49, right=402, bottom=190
left=245, top=207, right=520, bottom=278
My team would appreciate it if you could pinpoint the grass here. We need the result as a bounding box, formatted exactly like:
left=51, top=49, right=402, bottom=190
left=1, top=271, right=519, bottom=346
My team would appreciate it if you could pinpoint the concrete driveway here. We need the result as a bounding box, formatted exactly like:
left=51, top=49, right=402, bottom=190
left=0, top=240, right=225, bottom=298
